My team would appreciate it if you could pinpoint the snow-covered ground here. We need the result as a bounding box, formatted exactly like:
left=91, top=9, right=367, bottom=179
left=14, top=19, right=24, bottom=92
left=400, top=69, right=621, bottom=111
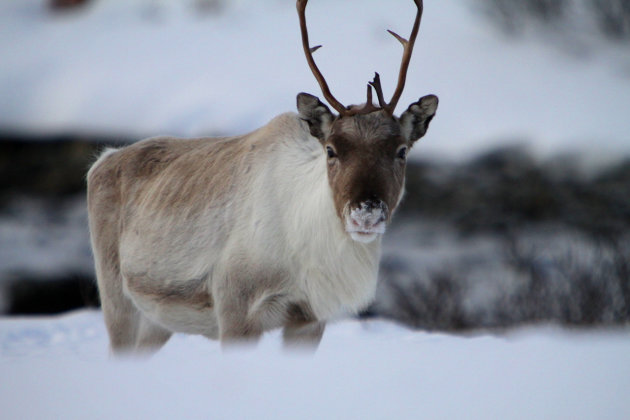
left=1, top=0, right=629, bottom=161
left=1, top=310, right=630, bottom=420
left=2, top=2, right=630, bottom=418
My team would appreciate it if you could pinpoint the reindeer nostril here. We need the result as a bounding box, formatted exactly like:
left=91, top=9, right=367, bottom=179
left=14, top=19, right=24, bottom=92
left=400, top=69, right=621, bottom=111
left=349, top=199, right=389, bottom=230
left=362, top=199, right=385, bottom=213
left=365, top=199, right=378, bottom=209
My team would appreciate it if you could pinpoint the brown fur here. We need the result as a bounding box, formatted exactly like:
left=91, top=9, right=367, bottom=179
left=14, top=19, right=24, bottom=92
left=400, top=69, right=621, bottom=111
left=325, top=111, right=407, bottom=220
left=88, top=93, right=437, bottom=354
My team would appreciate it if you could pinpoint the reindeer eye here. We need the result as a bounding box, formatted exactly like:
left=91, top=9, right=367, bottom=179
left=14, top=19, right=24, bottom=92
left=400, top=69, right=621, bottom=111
left=397, top=146, right=408, bottom=160
left=326, top=146, right=337, bottom=159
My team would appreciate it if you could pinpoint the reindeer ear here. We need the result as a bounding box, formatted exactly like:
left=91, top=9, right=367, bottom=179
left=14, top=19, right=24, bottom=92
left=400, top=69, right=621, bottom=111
left=400, top=94, right=438, bottom=143
left=297, top=93, right=334, bottom=142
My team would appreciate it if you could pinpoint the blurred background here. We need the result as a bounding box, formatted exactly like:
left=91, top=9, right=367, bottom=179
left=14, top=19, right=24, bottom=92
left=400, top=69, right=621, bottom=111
left=1, top=0, right=629, bottom=330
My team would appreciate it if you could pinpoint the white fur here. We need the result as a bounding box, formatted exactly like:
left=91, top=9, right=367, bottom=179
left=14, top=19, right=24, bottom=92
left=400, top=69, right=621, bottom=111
left=226, top=114, right=381, bottom=319
left=86, top=147, right=118, bottom=180
left=287, top=150, right=380, bottom=318
left=91, top=113, right=382, bottom=351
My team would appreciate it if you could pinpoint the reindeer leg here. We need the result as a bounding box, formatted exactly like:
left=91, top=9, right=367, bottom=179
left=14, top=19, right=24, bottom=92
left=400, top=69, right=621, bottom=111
left=214, top=279, right=263, bottom=348
left=134, top=316, right=172, bottom=354
left=217, top=304, right=263, bottom=348
left=282, top=321, right=325, bottom=350
left=282, top=301, right=324, bottom=349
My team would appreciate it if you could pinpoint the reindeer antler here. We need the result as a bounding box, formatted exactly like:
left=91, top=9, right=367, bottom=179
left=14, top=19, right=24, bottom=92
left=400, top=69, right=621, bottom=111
left=383, top=0, right=423, bottom=115
left=297, top=0, right=348, bottom=115
left=297, top=0, right=423, bottom=117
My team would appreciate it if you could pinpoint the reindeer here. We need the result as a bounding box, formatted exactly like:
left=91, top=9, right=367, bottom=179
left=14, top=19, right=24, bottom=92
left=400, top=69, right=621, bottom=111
left=87, top=0, right=437, bottom=353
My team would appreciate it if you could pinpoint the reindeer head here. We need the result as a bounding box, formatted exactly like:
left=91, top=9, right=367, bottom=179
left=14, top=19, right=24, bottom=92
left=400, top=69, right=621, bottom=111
left=296, top=0, right=438, bottom=243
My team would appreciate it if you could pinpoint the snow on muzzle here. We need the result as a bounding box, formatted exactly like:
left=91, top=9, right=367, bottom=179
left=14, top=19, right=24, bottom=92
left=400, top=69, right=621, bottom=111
left=344, top=199, right=388, bottom=243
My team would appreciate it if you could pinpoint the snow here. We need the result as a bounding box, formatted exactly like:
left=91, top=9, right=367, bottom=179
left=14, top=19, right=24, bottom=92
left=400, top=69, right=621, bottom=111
left=1, top=0, right=629, bottom=161
left=346, top=202, right=387, bottom=243
left=1, top=310, right=629, bottom=420
left=2, top=2, right=630, bottom=418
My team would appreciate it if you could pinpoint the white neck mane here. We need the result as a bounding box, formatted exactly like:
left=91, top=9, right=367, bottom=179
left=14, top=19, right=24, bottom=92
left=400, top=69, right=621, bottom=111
left=257, top=113, right=382, bottom=318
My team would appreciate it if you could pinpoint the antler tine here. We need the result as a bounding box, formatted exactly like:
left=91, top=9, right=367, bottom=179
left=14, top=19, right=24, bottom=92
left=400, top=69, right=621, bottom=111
left=369, top=72, right=387, bottom=108
left=386, top=29, right=407, bottom=47
left=297, top=0, right=424, bottom=117
left=297, top=0, right=349, bottom=116
left=352, top=84, right=380, bottom=114
left=384, top=0, right=424, bottom=115
left=350, top=73, right=385, bottom=114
